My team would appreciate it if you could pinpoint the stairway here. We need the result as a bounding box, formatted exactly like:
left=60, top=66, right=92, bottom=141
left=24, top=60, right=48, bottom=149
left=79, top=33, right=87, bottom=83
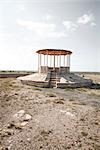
left=49, top=71, right=60, bottom=88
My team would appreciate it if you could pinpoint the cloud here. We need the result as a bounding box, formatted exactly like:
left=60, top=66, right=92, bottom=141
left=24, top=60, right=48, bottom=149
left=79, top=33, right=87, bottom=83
left=16, top=19, right=56, bottom=31
left=63, top=21, right=78, bottom=32
left=41, top=31, right=66, bottom=38
left=77, top=14, right=96, bottom=26
left=90, top=22, right=96, bottom=27
left=63, top=13, right=96, bottom=32
left=18, top=5, right=25, bottom=11
left=16, top=19, right=66, bottom=38
left=45, top=14, right=52, bottom=21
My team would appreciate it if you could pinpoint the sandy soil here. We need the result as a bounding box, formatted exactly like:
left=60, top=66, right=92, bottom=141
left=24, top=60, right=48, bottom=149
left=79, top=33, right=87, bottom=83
left=0, top=75, right=100, bottom=150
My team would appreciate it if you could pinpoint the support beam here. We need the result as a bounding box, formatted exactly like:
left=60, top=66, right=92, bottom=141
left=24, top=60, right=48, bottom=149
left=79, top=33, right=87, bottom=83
left=59, top=53, right=61, bottom=67
left=67, top=55, right=69, bottom=67
left=57, top=55, right=58, bottom=67
left=63, top=55, right=65, bottom=67
left=46, top=51, right=48, bottom=66
left=53, top=54, right=55, bottom=70
left=44, top=55, right=45, bottom=66
left=69, top=55, right=70, bottom=67
left=39, top=54, right=41, bottom=73
left=38, top=54, right=39, bottom=73
left=50, top=55, right=52, bottom=67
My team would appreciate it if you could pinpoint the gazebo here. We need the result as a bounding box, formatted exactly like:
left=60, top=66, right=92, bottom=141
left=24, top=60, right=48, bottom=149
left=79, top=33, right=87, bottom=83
left=18, top=49, right=92, bottom=88
left=36, top=49, right=72, bottom=74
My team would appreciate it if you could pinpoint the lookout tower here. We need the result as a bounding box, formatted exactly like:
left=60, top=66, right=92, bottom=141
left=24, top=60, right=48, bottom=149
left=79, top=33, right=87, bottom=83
left=36, top=49, right=72, bottom=74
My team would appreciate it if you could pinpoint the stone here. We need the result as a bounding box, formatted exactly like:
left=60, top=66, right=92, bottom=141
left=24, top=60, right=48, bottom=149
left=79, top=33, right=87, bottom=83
left=24, top=114, right=32, bottom=121
left=7, top=122, right=15, bottom=129
left=1, top=129, right=14, bottom=137
left=20, top=121, right=28, bottom=126
left=60, top=110, right=74, bottom=117
left=13, top=110, right=25, bottom=118
left=14, top=123, right=23, bottom=130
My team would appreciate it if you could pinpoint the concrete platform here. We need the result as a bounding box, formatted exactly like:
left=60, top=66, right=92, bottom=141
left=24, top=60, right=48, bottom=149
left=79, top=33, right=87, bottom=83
left=17, top=72, right=93, bottom=88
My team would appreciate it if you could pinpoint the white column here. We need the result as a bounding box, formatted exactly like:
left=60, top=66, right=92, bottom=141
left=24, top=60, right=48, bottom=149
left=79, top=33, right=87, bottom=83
left=67, top=55, right=69, bottom=67
left=67, top=55, right=70, bottom=67
left=69, top=55, right=70, bottom=67
left=38, top=53, right=40, bottom=72
left=63, top=55, right=65, bottom=67
left=57, top=55, right=58, bottom=67
left=39, top=54, right=41, bottom=73
left=50, top=55, right=52, bottom=67
left=59, top=55, right=61, bottom=72
left=44, top=55, right=45, bottom=66
left=54, top=54, right=55, bottom=70
left=47, top=54, right=48, bottom=66
left=59, top=55, right=61, bottom=67
left=65, top=55, right=67, bottom=67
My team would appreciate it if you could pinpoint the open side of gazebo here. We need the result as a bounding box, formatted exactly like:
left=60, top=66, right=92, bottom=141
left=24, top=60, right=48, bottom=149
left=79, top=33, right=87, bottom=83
left=36, top=49, right=72, bottom=74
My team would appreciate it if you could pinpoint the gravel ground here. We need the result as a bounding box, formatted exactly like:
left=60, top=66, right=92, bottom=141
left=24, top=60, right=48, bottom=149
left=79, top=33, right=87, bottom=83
left=0, top=75, right=100, bottom=150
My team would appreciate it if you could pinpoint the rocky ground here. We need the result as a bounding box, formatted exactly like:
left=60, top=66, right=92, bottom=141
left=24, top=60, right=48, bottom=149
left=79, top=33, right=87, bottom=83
left=0, top=74, right=100, bottom=150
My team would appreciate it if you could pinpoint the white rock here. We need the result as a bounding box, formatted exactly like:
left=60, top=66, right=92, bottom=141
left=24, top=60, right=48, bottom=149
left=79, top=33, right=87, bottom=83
left=24, top=114, right=32, bottom=121
left=13, top=110, right=25, bottom=118
left=27, top=138, right=31, bottom=142
left=8, top=144, right=13, bottom=149
left=20, top=121, right=28, bottom=126
left=60, top=110, right=74, bottom=117
left=65, top=112, right=74, bottom=117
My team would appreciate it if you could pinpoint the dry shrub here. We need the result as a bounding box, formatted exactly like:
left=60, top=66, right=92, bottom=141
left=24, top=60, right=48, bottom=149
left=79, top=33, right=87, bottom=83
left=47, top=93, right=56, bottom=97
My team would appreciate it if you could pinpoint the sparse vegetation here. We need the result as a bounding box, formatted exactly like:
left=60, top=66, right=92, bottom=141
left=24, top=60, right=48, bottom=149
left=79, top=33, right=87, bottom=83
left=47, top=93, right=57, bottom=97
left=69, top=99, right=75, bottom=101
left=53, top=99, right=64, bottom=104
left=81, top=131, right=88, bottom=137
left=32, top=87, right=42, bottom=91
left=65, top=88, right=74, bottom=91
left=40, top=129, right=52, bottom=137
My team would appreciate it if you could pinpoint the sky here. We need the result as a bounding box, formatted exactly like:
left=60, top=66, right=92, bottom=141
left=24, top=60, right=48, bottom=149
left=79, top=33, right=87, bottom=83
left=0, top=0, right=99, bottom=72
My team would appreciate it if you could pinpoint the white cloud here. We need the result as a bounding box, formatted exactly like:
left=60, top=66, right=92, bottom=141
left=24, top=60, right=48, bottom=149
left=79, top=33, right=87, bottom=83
left=16, top=19, right=56, bottom=31
left=77, top=14, right=96, bottom=26
left=16, top=19, right=66, bottom=38
left=19, top=5, right=25, bottom=11
left=90, top=22, right=96, bottom=27
left=45, top=14, right=52, bottom=21
left=63, top=13, right=96, bottom=32
left=41, top=31, right=66, bottom=38
left=63, top=21, right=78, bottom=32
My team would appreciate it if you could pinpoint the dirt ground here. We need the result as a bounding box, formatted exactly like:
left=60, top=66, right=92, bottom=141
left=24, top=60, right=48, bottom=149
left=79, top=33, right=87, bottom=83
left=0, top=74, right=100, bottom=150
